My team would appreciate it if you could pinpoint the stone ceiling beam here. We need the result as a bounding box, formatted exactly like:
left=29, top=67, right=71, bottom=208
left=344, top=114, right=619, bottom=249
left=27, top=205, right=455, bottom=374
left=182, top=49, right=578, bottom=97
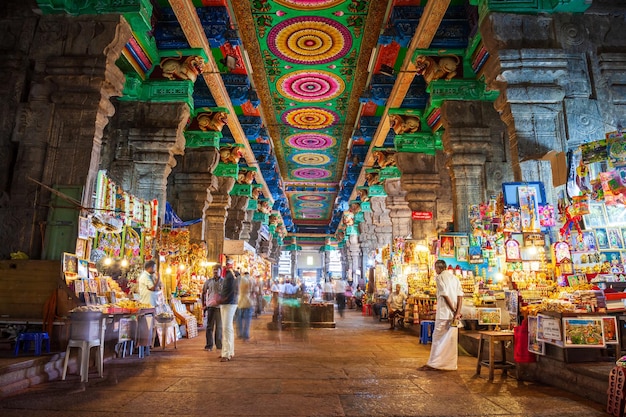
left=168, top=0, right=274, bottom=204
left=351, top=0, right=451, bottom=201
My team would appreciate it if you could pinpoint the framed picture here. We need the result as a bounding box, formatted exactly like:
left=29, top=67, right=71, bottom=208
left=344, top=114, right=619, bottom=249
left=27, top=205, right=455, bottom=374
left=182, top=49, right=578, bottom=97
left=456, top=246, right=468, bottom=262
left=605, top=204, right=626, bottom=226
left=477, top=308, right=501, bottom=325
left=78, top=216, right=90, bottom=239
left=563, top=317, right=604, bottom=348
left=75, top=238, right=87, bottom=259
left=537, top=314, right=564, bottom=347
left=527, top=316, right=545, bottom=355
left=607, top=228, right=624, bottom=249
left=439, top=235, right=455, bottom=258
left=63, top=252, right=78, bottom=275
left=595, top=228, right=609, bottom=249
left=602, top=316, right=618, bottom=345
left=583, top=203, right=607, bottom=229
left=455, top=236, right=469, bottom=247
left=77, top=259, right=89, bottom=279
left=582, top=231, right=598, bottom=251
left=601, top=251, right=625, bottom=273
left=622, top=228, right=626, bottom=247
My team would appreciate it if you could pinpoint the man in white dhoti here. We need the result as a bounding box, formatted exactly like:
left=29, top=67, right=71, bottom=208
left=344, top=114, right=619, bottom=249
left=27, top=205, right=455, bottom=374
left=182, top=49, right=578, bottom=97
left=420, top=259, right=464, bottom=371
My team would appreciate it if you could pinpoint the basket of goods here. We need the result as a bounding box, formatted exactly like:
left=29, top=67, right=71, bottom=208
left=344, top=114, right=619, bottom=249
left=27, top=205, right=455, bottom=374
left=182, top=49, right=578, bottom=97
left=155, top=312, right=175, bottom=323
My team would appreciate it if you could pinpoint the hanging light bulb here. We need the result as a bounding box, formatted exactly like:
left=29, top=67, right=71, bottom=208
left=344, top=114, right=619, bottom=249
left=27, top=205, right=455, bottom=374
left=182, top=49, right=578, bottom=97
left=120, top=259, right=129, bottom=268
left=104, top=257, right=112, bottom=266
left=166, top=266, right=172, bottom=274
left=179, top=264, right=186, bottom=271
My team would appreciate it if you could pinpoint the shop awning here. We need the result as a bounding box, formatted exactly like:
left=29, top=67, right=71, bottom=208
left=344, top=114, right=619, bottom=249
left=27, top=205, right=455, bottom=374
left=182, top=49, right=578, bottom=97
left=164, top=202, right=202, bottom=228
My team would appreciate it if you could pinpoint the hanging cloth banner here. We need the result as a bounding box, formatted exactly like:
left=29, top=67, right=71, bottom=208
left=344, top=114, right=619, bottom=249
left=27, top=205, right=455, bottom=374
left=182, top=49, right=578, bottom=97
left=164, top=201, right=202, bottom=228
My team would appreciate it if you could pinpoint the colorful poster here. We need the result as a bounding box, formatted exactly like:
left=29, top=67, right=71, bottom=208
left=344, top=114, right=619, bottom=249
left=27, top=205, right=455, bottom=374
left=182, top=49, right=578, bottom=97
left=519, top=186, right=540, bottom=232
left=602, top=316, right=618, bottom=345
left=563, top=317, right=604, bottom=348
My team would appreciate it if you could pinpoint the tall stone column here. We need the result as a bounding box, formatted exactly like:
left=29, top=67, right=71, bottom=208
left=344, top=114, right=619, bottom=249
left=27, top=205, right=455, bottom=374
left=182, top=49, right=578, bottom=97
left=439, top=102, right=491, bottom=233
left=204, top=177, right=235, bottom=262
left=480, top=13, right=569, bottom=182
left=340, top=246, right=349, bottom=280
left=225, top=195, right=250, bottom=240
left=370, top=195, right=392, bottom=249
left=2, top=14, right=131, bottom=257
left=348, top=234, right=361, bottom=282
left=323, top=250, right=330, bottom=281
left=290, top=250, right=298, bottom=280
left=384, top=178, right=412, bottom=239
left=168, top=147, right=220, bottom=241
left=110, top=101, right=188, bottom=218
left=396, top=153, right=441, bottom=240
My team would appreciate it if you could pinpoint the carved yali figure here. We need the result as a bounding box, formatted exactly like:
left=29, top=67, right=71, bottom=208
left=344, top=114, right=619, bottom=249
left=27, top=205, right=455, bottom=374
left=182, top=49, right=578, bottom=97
left=160, top=55, right=206, bottom=82
left=389, top=114, right=421, bottom=135
left=358, top=188, right=369, bottom=202
left=414, top=55, right=460, bottom=84
left=219, top=146, right=243, bottom=164
left=365, top=171, right=381, bottom=185
left=237, top=169, right=256, bottom=184
left=372, top=150, right=397, bottom=168
left=197, top=111, right=229, bottom=132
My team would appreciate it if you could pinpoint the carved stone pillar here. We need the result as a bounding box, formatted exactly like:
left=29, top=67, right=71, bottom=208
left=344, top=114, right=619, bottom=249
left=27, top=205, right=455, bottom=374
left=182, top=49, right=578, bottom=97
left=348, top=234, right=361, bottom=282
left=440, top=101, right=502, bottom=233
left=239, top=207, right=254, bottom=241
left=2, top=14, right=130, bottom=257
left=395, top=153, right=441, bottom=240
left=225, top=195, right=250, bottom=240
left=323, top=250, right=330, bottom=280
left=480, top=14, right=568, bottom=182
left=384, top=178, right=412, bottom=239
left=369, top=195, right=392, bottom=248
left=340, top=246, right=349, bottom=280
left=110, top=101, right=189, bottom=218
left=204, top=177, right=235, bottom=262
left=168, top=147, right=220, bottom=241
left=290, top=250, right=298, bottom=280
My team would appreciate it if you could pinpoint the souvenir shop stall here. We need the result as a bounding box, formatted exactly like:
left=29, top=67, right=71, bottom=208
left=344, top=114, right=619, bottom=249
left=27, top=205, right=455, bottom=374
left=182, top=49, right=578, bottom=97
left=62, top=170, right=160, bottom=355
left=518, top=134, right=626, bottom=362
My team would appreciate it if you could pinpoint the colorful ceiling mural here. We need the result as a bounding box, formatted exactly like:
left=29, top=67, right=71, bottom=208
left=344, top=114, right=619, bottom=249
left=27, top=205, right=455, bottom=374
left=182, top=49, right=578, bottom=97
left=42, top=0, right=556, bottom=245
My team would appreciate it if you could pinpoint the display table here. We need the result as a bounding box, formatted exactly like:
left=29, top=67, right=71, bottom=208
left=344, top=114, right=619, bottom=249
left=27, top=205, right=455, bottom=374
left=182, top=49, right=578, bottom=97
left=281, top=302, right=335, bottom=328
left=476, top=331, right=516, bottom=381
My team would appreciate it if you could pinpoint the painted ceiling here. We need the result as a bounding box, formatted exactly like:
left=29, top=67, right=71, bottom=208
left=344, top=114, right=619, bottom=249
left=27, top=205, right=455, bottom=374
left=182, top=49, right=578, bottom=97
left=39, top=0, right=518, bottom=246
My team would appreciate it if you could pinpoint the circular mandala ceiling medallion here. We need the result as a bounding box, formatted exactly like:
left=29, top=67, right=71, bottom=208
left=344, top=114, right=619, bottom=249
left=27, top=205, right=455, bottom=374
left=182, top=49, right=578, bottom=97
left=293, top=168, right=331, bottom=179
left=292, top=153, right=330, bottom=165
left=268, top=17, right=352, bottom=65
left=297, top=195, right=325, bottom=201
left=282, top=107, right=338, bottom=130
left=274, top=0, right=345, bottom=10
left=287, top=133, right=335, bottom=150
left=277, top=70, right=345, bottom=102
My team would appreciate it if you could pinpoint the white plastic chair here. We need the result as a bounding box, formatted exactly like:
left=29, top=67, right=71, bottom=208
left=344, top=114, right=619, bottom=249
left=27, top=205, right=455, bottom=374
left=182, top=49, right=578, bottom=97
left=61, top=313, right=106, bottom=382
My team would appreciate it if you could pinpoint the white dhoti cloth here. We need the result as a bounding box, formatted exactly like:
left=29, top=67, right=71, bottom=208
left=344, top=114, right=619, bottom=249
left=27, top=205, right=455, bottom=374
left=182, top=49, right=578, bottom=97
left=426, top=319, right=459, bottom=370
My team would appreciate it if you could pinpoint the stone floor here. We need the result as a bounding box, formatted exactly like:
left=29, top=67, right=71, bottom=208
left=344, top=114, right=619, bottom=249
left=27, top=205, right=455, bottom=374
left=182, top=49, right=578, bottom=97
left=0, top=308, right=609, bottom=417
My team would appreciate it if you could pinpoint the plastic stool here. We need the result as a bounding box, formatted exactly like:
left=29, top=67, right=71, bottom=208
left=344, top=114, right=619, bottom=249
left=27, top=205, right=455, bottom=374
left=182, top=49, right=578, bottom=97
left=420, top=320, right=435, bottom=344
left=362, top=304, right=372, bottom=316
left=62, top=315, right=106, bottom=382
left=153, top=320, right=177, bottom=350
left=14, top=332, right=50, bottom=356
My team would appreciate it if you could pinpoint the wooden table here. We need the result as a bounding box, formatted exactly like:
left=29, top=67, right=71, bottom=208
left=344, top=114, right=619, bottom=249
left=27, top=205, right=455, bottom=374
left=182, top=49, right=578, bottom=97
left=476, top=330, right=516, bottom=381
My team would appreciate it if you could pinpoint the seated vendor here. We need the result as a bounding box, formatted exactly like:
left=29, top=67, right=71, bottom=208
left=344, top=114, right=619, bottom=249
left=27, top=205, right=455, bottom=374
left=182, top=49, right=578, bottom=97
left=372, top=287, right=390, bottom=317
left=353, top=286, right=365, bottom=309
left=386, top=284, right=407, bottom=329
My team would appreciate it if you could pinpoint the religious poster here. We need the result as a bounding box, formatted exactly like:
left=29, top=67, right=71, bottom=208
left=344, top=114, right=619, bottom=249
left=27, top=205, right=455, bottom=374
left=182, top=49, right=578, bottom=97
left=439, top=235, right=455, bottom=258
left=518, top=185, right=540, bottom=232
left=563, top=317, right=604, bottom=348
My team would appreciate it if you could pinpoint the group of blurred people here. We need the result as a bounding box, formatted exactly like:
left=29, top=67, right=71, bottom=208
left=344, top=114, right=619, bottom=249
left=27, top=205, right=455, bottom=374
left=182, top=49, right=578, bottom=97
left=201, top=259, right=268, bottom=362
